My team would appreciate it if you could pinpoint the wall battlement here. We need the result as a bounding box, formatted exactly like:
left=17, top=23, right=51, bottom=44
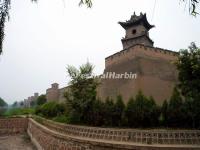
left=105, top=44, right=178, bottom=68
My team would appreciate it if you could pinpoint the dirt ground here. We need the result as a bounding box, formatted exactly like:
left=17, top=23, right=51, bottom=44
left=0, top=134, right=36, bottom=150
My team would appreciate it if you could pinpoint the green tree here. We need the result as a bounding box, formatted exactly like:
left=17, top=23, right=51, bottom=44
left=12, top=101, right=18, bottom=107
left=148, top=96, right=160, bottom=127
left=0, top=97, right=8, bottom=116
left=129, top=91, right=160, bottom=128
left=176, top=42, right=200, bottom=128
left=65, top=62, right=99, bottom=124
left=125, top=97, right=135, bottom=127
left=167, top=87, right=185, bottom=127
left=30, top=100, right=36, bottom=107
left=36, top=94, right=47, bottom=105
left=103, top=97, right=115, bottom=126
left=176, top=42, right=200, bottom=98
left=0, top=97, right=7, bottom=107
left=112, top=95, right=125, bottom=126
left=161, top=100, right=168, bottom=126
left=90, top=98, right=105, bottom=126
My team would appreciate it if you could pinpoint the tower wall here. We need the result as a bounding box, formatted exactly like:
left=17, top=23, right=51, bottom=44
left=98, top=44, right=178, bottom=105
left=46, top=83, right=60, bottom=102
left=125, top=25, right=146, bottom=38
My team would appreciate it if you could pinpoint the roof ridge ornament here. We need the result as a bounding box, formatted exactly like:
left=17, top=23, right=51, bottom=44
left=119, top=12, right=155, bottom=30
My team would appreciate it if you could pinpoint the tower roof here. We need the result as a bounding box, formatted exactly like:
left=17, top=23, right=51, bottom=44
left=119, top=12, right=154, bottom=30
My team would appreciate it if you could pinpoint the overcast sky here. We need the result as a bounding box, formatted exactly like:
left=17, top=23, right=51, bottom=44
left=0, top=0, right=200, bottom=104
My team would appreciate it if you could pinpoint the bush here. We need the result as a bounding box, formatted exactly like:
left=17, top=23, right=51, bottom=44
left=36, top=101, right=66, bottom=118
left=125, top=91, right=160, bottom=128
left=52, top=115, right=69, bottom=123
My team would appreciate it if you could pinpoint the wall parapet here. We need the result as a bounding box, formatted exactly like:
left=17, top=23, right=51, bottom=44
left=105, top=44, right=178, bottom=68
left=33, top=116, right=200, bottom=146
left=1, top=117, right=200, bottom=150
left=0, top=117, right=28, bottom=135
left=29, top=117, right=200, bottom=150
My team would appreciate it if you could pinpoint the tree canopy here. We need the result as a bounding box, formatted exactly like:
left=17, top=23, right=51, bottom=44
left=36, top=94, right=47, bottom=106
left=0, top=97, right=7, bottom=107
left=65, top=62, right=99, bottom=124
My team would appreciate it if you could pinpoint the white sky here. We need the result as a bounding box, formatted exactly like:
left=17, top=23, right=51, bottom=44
left=0, top=0, right=200, bottom=104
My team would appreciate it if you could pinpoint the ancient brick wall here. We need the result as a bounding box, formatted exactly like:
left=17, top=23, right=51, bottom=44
left=0, top=117, right=28, bottom=135
left=98, top=44, right=178, bottom=105
left=33, top=116, right=200, bottom=146
left=28, top=117, right=200, bottom=150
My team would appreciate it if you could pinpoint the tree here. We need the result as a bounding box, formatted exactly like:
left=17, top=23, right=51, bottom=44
left=167, top=87, right=185, bottom=127
left=176, top=42, right=200, bottom=128
left=127, top=91, right=160, bottom=128
left=182, top=0, right=200, bottom=15
left=12, top=101, right=18, bottom=107
left=125, top=97, right=135, bottom=127
left=161, top=100, right=168, bottom=126
left=90, top=98, right=105, bottom=126
left=36, top=94, right=47, bottom=105
left=0, top=97, right=7, bottom=107
left=176, top=42, right=200, bottom=99
left=103, top=97, right=115, bottom=126
left=19, top=101, right=24, bottom=107
left=65, top=62, right=99, bottom=124
left=0, top=97, right=8, bottom=116
left=30, top=100, right=36, bottom=107
left=112, top=95, right=125, bottom=126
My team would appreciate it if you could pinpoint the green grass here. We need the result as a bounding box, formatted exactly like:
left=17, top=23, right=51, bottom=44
left=3, top=108, right=35, bottom=117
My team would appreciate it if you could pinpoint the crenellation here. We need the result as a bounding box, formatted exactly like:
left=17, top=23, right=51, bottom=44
left=105, top=44, right=178, bottom=68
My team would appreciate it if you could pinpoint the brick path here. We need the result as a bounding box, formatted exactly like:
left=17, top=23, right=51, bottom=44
left=0, top=134, right=36, bottom=150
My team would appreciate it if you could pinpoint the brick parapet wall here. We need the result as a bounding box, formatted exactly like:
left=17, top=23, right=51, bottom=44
left=105, top=44, right=178, bottom=68
left=28, top=118, right=200, bottom=150
left=0, top=117, right=28, bottom=135
left=1, top=117, right=200, bottom=150
left=33, top=116, right=200, bottom=146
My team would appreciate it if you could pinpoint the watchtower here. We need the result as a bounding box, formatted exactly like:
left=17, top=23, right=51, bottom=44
left=119, top=12, right=154, bottom=49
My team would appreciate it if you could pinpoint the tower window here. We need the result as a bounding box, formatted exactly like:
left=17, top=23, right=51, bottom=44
left=132, top=29, right=136, bottom=34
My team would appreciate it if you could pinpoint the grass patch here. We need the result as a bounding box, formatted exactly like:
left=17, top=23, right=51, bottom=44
left=4, top=108, right=35, bottom=117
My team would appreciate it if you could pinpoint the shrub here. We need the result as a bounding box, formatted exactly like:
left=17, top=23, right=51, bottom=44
left=125, top=91, right=160, bottom=128
left=90, top=99, right=105, bottom=126
left=37, top=101, right=66, bottom=118
left=53, top=115, right=69, bottom=123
